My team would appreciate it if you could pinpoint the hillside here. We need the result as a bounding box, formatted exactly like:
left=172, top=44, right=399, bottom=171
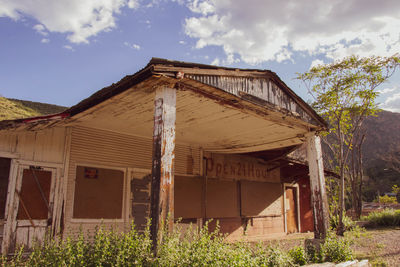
left=362, top=110, right=400, bottom=199
left=0, top=97, right=67, bottom=121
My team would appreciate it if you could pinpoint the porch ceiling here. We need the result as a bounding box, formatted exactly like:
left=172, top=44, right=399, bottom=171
left=67, top=76, right=309, bottom=153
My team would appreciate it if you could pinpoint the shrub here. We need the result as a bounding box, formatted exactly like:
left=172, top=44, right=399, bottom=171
left=362, top=209, right=400, bottom=227
left=1, top=221, right=356, bottom=266
left=9, top=223, right=153, bottom=266
left=288, top=246, right=307, bottom=265
left=330, top=214, right=356, bottom=231
left=305, top=231, right=353, bottom=264
left=320, top=232, right=353, bottom=263
left=377, top=195, right=398, bottom=204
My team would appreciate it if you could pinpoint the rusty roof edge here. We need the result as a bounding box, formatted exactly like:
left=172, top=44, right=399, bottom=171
left=149, top=58, right=327, bottom=129
left=0, top=112, right=69, bottom=131
left=0, top=57, right=327, bottom=131
left=0, top=65, right=155, bottom=131
left=0, top=64, right=155, bottom=131
left=67, top=64, right=155, bottom=117
left=148, top=57, right=270, bottom=72
left=269, top=75, right=328, bottom=130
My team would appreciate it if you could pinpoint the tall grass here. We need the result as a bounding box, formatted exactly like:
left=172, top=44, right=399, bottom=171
left=1, top=221, right=353, bottom=266
left=362, top=209, right=400, bottom=227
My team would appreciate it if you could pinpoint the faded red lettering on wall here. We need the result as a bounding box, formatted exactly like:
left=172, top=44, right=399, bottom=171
left=205, top=154, right=280, bottom=182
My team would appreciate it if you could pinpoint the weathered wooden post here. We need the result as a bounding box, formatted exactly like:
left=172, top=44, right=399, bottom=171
left=306, top=134, right=329, bottom=239
left=149, top=86, right=176, bottom=252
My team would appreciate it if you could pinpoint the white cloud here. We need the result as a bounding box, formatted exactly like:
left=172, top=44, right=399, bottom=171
left=41, top=38, right=50, bottom=43
left=33, top=24, right=48, bottom=36
left=310, top=59, right=325, bottom=69
left=380, top=85, right=400, bottom=112
left=63, top=45, right=74, bottom=51
left=210, top=58, right=220, bottom=65
left=124, top=41, right=140, bottom=50
left=179, top=40, right=186, bottom=45
left=184, top=0, right=400, bottom=65
left=378, top=86, right=397, bottom=94
left=187, top=0, right=215, bottom=15
left=127, top=0, right=138, bottom=9
left=0, top=0, right=139, bottom=44
left=381, top=92, right=400, bottom=112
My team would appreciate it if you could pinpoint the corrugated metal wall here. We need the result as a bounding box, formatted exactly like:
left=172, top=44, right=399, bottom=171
left=64, top=126, right=201, bottom=234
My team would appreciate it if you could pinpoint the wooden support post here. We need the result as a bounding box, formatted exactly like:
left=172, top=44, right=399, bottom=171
left=149, top=86, right=176, bottom=251
left=306, top=134, right=329, bottom=239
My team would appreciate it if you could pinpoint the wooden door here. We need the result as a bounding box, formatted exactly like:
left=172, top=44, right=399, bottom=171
left=285, top=187, right=299, bottom=233
left=13, top=166, right=55, bottom=250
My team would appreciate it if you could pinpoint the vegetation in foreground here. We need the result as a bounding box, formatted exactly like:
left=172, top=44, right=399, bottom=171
left=1, top=221, right=353, bottom=267
left=362, top=209, right=400, bottom=228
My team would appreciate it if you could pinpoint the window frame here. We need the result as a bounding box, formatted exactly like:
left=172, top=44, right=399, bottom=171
left=71, top=163, right=128, bottom=223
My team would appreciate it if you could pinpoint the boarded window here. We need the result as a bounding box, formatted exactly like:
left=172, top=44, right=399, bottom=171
left=131, top=173, right=151, bottom=231
left=241, top=181, right=282, bottom=216
left=73, top=166, right=124, bottom=219
left=174, top=176, right=203, bottom=219
left=0, top=157, right=11, bottom=219
left=206, top=179, right=239, bottom=218
left=17, top=168, right=52, bottom=220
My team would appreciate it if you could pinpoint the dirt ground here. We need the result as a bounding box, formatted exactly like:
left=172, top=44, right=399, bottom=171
left=350, top=228, right=400, bottom=266
left=263, top=228, right=400, bottom=266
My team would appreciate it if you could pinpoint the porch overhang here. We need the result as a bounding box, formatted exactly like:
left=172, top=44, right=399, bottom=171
left=0, top=58, right=327, bottom=154
left=62, top=76, right=319, bottom=153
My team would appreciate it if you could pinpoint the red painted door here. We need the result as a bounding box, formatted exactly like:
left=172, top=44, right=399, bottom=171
left=286, top=187, right=299, bottom=233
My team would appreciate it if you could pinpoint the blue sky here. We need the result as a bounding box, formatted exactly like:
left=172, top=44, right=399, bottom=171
left=1, top=0, right=400, bottom=112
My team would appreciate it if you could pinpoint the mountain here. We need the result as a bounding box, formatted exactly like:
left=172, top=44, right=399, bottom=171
left=0, top=97, right=67, bottom=121
left=362, top=110, right=400, bottom=200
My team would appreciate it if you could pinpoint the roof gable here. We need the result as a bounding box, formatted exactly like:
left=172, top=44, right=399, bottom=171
left=150, top=58, right=325, bottom=128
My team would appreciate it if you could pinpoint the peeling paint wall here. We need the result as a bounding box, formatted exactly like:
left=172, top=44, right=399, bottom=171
left=0, top=127, right=66, bottom=163
left=175, top=153, right=286, bottom=241
left=0, top=127, right=66, bottom=253
left=64, top=126, right=201, bottom=236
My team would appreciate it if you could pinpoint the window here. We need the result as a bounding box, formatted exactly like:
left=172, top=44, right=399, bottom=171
left=206, top=179, right=239, bottom=218
left=16, top=168, right=52, bottom=220
left=73, top=165, right=124, bottom=219
left=174, top=176, right=202, bottom=219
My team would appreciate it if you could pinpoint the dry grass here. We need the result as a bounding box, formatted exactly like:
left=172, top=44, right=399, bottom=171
left=0, top=97, right=67, bottom=121
left=0, top=97, right=40, bottom=120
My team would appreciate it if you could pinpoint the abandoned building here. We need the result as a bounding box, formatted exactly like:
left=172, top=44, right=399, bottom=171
left=0, top=58, right=329, bottom=254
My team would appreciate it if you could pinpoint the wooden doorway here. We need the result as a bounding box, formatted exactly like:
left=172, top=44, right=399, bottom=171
left=285, top=185, right=299, bottom=234
left=12, top=165, right=56, bottom=250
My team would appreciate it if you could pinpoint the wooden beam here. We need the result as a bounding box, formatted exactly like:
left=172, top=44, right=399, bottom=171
left=306, top=134, right=329, bottom=239
left=149, top=86, right=176, bottom=251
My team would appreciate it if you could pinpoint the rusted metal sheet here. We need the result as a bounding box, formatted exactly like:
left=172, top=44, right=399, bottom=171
left=306, top=135, right=329, bottom=239
left=150, top=86, right=176, bottom=250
